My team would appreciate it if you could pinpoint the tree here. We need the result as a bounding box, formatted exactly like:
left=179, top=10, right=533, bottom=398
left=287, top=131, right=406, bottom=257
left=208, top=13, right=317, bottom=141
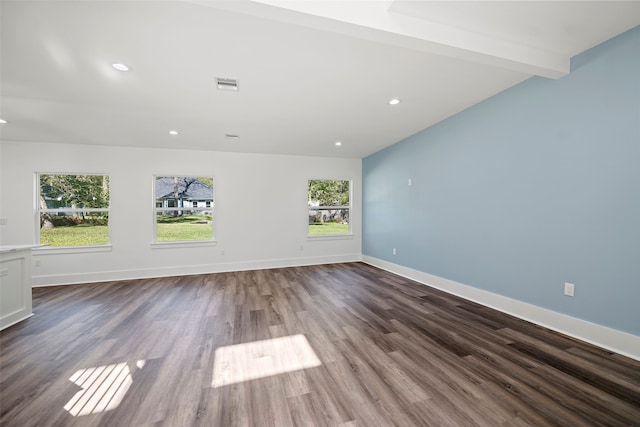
left=197, top=177, right=214, bottom=188
left=170, top=176, right=200, bottom=216
left=308, top=180, right=350, bottom=223
left=308, top=180, right=349, bottom=206
left=39, top=193, right=54, bottom=229
left=39, top=174, right=110, bottom=227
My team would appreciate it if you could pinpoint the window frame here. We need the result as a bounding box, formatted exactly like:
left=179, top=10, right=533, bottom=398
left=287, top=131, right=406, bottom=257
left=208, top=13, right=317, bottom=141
left=307, top=179, right=353, bottom=237
left=36, top=172, right=111, bottom=250
left=152, top=175, right=216, bottom=246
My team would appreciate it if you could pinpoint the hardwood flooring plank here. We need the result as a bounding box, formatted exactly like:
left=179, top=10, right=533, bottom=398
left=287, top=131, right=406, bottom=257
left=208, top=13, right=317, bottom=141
left=321, top=358, right=394, bottom=427
left=387, top=307, right=474, bottom=357
left=499, top=328, right=640, bottom=405
left=287, top=393, right=317, bottom=427
left=566, top=346, right=640, bottom=383
left=302, top=365, right=353, bottom=425
left=1, top=262, right=638, bottom=426
left=463, top=354, right=597, bottom=426
left=341, top=325, right=430, bottom=404
left=532, top=363, right=640, bottom=425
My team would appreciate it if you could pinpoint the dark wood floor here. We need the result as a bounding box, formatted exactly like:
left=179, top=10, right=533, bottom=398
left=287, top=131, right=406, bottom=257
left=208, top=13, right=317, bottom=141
left=1, top=262, right=639, bottom=426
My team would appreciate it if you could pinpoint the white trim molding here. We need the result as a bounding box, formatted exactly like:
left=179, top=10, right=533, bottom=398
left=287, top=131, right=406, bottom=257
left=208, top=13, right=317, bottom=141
left=32, top=253, right=361, bottom=287
left=362, top=255, right=640, bottom=362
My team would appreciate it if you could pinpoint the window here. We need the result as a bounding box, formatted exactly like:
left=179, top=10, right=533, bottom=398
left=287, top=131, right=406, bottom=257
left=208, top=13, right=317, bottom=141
left=308, top=179, right=351, bottom=235
left=154, top=176, right=214, bottom=242
left=38, top=174, right=110, bottom=247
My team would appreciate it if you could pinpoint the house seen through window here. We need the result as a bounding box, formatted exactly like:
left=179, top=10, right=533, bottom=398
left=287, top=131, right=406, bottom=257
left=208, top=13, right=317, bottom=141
left=308, top=179, right=351, bottom=235
left=38, top=174, right=110, bottom=247
left=154, top=176, right=214, bottom=242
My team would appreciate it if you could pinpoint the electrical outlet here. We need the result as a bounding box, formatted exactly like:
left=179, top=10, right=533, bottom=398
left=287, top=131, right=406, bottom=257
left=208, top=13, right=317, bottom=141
left=408, top=178, right=412, bottom=187
left=0, top=218, right=7, bottom=225
left=564, top=282, right=575, bottom=297
left=392, top=248, right=397, bottom=255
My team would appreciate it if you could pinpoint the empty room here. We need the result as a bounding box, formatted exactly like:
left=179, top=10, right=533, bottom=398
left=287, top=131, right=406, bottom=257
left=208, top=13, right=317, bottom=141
left=1, top=1, right=639, bottom=426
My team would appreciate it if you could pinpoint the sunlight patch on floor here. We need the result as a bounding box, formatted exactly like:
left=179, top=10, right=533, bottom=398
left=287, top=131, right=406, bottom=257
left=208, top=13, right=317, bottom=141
left=64, top=360, right=145, bottom=416
left=212, top=334, right=321, bottom=387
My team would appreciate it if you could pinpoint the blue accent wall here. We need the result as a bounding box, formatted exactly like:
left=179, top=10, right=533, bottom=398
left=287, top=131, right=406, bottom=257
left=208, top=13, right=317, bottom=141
left=363, top=26, right=640, bottom=335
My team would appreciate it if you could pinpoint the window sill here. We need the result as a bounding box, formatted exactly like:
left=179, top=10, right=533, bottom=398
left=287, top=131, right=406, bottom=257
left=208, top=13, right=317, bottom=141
left=150, top=240, right=217, bottom=249
left=306, top=233, right=354, bottom=241
left=33, top=245, right=113, bottom=255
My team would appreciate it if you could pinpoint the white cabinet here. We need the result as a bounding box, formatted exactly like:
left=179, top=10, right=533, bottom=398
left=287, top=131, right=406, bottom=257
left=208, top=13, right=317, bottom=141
left=0, top=246, right=35, bottom=330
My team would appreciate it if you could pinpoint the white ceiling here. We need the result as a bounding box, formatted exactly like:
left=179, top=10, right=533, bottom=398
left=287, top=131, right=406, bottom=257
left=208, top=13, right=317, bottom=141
left=1, top=1, right=638, bottom=159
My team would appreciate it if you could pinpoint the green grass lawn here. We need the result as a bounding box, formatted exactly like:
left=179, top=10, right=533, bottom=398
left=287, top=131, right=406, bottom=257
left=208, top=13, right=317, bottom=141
left=41, top=217, right=345, bottom=246
left=156, top=223, right=213, bottom=242
left=308, top=222, right=349, bottom=235
left=40, top=215, right=214, bottom=246
left=156, top=214, right=213, bottom=242
left=40, top=224, right=110, bottom=246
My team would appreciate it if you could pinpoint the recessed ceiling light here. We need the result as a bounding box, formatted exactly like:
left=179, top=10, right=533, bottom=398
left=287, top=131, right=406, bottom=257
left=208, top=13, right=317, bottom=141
left=169, top=130, right=179, bottom=135
left=335, top=141, right=342, bottom=147
left=112, top=63, right=130, bottom=72
left=389, top=98, right=401, bottom=105
left=0, top=119, right=7, bottom=124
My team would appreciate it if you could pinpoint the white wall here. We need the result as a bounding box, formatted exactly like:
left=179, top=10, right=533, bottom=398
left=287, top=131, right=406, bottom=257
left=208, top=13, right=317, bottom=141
left=0, top=141, right=362, bottom=285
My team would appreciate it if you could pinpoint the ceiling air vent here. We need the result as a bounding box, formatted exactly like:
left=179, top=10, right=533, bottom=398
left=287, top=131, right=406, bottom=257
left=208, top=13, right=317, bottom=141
left=216, top=77, right=239, bottom=91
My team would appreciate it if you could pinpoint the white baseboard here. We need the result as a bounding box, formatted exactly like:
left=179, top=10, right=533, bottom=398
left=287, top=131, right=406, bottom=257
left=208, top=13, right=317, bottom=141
left=32, top=253, right=362, bottom=287
left=1, top=312, right=34, bottom=332
left=32, top=253, right=639, bottom=361
left=362, top=255, right=640, bottom=361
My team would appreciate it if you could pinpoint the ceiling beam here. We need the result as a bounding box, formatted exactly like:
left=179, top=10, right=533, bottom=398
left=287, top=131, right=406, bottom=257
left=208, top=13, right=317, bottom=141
left=188, top=0, right=569, bottom=79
